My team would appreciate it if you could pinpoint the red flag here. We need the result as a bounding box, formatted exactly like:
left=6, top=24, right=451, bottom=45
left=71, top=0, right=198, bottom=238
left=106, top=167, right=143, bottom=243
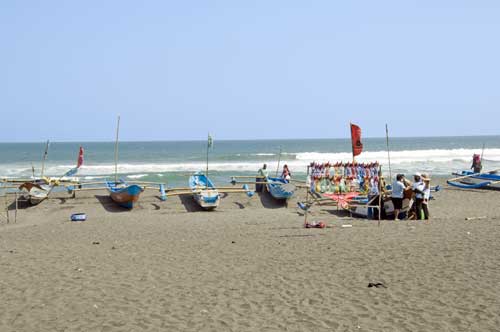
left=350, top=124, right=363, bottom=157
left=77, top=146, right=84, bottom=168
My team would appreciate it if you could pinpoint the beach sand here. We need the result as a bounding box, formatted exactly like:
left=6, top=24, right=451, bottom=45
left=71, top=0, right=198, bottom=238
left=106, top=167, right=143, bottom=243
left=1, top=181, right=499, bottom=331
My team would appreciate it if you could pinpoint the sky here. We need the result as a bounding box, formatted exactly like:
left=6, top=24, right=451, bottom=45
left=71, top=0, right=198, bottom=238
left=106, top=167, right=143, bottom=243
left=1, top=0, right=499, bottom=142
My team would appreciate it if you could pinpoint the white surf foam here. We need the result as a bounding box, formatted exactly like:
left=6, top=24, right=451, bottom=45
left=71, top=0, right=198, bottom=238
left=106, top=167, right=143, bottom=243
left=1, top=148, right=499, bottom=178
left=127, top=174, right=149, bottom=179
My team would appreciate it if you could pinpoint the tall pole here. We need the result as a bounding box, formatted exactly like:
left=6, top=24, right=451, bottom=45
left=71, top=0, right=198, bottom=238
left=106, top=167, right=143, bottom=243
left=114, top=116, right=120, bottom=183
left=480, top=143, right=486, bottom=172
left=350, top=123, right=355, bottom=163
left=385, top=124, right=393, bottom=182
left=40, top=140, right=50, bottom=178
left=275, top=145, right=282, bottom=177
left=378, top=165, right=382, bottom=226
left=206, top=134, right=209, bottom=180
left=304, top=165, right=310, bottom=226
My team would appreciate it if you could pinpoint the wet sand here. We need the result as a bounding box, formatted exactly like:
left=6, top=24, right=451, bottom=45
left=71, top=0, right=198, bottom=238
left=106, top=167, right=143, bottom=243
left=1, top=181, right=499, bottom=331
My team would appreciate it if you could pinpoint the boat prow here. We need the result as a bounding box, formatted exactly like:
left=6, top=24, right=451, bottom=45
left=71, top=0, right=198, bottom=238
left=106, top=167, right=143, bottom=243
left=189, top=172, right=220, bottom=210
left=106, top=180, right=144, bottom=209
left=18, top=182, right=50, bottom=205
left=266, top=177, right=295, bottom=201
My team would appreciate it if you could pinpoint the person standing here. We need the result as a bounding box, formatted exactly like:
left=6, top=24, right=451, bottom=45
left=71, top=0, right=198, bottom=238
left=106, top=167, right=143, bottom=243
left=256, top=164, right=268, bottom=192
left=281, top=164, right=291, bottom=183
left=422, top=175, right=431, bottom=220
left=471, top=154, right=482, bottom=173
left=391, top=174, right=407, bottom=220
left=411, top=172, right=425, bottom=220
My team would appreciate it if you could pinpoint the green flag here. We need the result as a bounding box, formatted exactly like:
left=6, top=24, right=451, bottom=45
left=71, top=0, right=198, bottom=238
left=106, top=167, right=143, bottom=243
left=207, top=134, right=213, bottom=149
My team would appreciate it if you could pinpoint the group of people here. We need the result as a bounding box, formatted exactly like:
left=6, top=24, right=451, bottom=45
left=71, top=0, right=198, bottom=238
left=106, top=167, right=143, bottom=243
left=391, top=172, right=431, bottom=221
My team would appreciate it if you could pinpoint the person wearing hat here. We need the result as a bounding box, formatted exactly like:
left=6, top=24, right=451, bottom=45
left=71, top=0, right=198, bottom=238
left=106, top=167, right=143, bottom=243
left=421, top=174, right=431, bottom=220
left=410, top=172, right=425, bottom=220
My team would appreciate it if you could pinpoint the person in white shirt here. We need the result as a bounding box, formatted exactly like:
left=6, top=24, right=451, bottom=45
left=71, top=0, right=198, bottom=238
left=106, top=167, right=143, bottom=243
left=391, top=174, right=408, bottom=220
left=410, top=172, right=425, bottom=220
left=422, top=174, right=431, bottom=220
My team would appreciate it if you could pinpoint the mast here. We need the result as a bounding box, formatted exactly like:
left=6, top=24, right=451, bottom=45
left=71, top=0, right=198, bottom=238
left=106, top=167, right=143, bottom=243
left=114, top=116, right=121, bottom=183
left=386, top=124, right=392, bottom=182
left=350, top=122, right=355, bottom=163
left=275, top=145, right=282, bottom=177
left=40, top=140, right=50, bottom=178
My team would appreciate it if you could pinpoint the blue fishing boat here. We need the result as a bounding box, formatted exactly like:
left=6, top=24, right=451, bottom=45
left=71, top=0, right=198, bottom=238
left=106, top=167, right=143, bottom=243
left=266, top=177, right=295, bottom=200
left=448, top=170, right=500, bottom=190
left=189, top=172, right=220, bottom=209
left=106, top=180, right=144, bottom=209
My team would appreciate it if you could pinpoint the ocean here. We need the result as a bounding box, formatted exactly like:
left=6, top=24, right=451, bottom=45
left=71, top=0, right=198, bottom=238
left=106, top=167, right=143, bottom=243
left=1, top=136, right=499, bottom=187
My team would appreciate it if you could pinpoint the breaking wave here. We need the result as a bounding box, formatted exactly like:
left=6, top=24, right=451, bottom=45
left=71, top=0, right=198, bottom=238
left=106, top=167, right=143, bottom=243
left=1, top=148, right=499, bottom=178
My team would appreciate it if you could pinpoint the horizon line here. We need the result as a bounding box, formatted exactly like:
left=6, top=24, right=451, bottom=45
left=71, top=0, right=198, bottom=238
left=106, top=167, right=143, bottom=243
left=0, top=134, right=498, bottom=144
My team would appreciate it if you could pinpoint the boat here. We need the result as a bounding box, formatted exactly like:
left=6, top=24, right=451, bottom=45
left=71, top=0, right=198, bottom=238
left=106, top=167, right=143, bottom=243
left=106, top=180, right=144, bottom=209
left=265, top=177, right=295, bottom=200
left=189, top=172, right=220, bottom=210
left=448, top=170, right=500, bottom=190
left=18, top=182, right=50, bottom=205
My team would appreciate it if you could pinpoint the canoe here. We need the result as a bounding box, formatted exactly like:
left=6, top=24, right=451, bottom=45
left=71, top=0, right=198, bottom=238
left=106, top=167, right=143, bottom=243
left=448, top=170, right=500, bottom=190
left=106, top=180, right=144, bottom=209
left=266, top=177, right=295, bottom=200
left=189, top=172, right=220, bottom=210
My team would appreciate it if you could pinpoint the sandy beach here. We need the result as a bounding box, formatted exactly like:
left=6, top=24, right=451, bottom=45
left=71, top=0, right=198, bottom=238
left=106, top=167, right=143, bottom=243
left=1, top=181, right=499, bottom=332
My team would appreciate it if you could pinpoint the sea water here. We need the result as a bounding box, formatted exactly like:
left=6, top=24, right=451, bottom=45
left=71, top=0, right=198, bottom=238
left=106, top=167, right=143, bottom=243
left=1, top=136, right=499, bottom=187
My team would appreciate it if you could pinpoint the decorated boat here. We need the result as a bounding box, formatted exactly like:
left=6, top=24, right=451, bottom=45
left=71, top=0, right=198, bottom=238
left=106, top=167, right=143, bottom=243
left=189, top=172, right=220, bottom=210
left=106, top=180, right=144, bottom=209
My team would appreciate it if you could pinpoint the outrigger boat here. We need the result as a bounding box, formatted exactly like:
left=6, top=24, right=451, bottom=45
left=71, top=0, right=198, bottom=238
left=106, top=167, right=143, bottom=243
left=70, top=116, right=166, bottom=209
left=171, top=134, right=253, bottom=210
left=189, top=172, right=220, bottom=210
left=447, top=170, right=500, bottom=190
left=9, top=147, right=85, bottom=206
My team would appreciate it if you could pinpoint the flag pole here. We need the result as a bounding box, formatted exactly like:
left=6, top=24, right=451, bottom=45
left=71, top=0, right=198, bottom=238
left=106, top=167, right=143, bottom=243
left=40, top=140, right=49, bottom=178
left=114, top=116, right=120, bottom=183
left=350, top=123, right=355, bottom=163
left=385, top=124, right=393, bottom=183
left=206, top=134, right=209, bottom=179
left=480, top=143, right=486, bottom=171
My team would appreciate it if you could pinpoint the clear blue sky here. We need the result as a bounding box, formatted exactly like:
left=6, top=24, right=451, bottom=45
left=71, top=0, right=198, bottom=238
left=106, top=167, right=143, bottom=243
left=1, top=0, right=499, bottom=142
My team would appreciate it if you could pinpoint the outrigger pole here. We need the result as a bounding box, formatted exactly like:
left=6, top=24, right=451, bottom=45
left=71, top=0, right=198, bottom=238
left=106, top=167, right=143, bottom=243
left=114, top=116, right=120, bottom=183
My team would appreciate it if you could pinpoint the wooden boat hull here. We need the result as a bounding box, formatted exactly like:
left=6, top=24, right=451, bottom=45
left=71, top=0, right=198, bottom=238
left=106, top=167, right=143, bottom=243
left=189, top=173, right=220, bottom=210
left=266, top=177, right=295, bottom=200
left=106, top=181, right=143, bottom=209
